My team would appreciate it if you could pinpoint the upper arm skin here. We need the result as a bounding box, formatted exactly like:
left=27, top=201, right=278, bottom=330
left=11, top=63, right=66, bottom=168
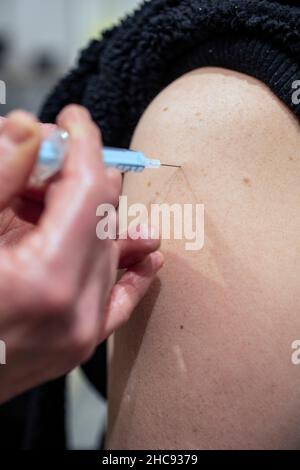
left=107, top=67, right=300, bottom=450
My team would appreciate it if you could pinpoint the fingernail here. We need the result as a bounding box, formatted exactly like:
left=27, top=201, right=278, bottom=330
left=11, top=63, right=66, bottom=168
left=1, top=115, right=34, bottom=154
left=68, top=106, right=91, bottom=122
left=151, top=251, right=164, bottom=269
left=66, top=107, right=91, bottom=137
left=139, top=224, right=159, bottom=240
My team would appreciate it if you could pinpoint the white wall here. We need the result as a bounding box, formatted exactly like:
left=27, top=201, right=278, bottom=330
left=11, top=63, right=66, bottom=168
left=0, top=0, right=142, bottom=70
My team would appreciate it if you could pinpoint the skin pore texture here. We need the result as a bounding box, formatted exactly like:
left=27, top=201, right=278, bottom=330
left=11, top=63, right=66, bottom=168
left=107, top=67, right=300, bottom=450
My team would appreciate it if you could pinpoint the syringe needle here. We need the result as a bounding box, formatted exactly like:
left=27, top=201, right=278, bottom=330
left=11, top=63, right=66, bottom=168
left=161, top=163, right=181, bottom=168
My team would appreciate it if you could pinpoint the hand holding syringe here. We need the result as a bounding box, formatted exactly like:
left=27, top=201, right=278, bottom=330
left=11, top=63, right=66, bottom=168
left=0, top=106, right=164, bottom=403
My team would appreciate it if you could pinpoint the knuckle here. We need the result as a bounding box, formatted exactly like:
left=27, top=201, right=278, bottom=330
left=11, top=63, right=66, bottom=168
left=79, top=179, right=100, bottom=207
left=82, top=177, right=108, bottom=204
left=85, top=174, right=102, bottom=192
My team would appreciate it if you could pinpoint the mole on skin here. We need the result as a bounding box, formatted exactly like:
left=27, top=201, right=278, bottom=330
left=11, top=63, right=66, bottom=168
left=243, top=177, right=251, bottom=186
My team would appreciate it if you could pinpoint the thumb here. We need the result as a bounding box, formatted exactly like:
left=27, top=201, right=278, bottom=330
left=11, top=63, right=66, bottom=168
left=0, top=111, right=41, bottom=211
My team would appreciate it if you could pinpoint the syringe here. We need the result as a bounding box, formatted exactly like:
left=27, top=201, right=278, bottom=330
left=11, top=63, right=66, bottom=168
left=30, top=129, right=179, bottom=186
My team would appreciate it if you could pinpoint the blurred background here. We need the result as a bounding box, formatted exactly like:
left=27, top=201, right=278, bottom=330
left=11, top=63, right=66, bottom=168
left=0, top=0, right=142, bottom=114
left=0, top=0, right=143, bottom=449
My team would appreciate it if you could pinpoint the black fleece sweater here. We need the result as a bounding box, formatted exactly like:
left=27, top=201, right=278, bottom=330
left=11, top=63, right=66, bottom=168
left=40, top=0, right=300, bottom=148
left=1, top=0, right=299, bottom=450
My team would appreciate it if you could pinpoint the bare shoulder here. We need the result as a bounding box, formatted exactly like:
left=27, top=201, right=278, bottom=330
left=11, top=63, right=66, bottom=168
left=131, top=66, right=300, bottom=168
left=107, top=68, right=300, bottom=450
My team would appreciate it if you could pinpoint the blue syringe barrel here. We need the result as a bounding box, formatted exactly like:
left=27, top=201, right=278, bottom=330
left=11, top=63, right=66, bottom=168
left=103, top=148, right=160, bottom=172
left=29, top=130, right=160, bottom=186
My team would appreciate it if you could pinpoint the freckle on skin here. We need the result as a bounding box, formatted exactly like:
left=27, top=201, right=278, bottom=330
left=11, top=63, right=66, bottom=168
left=163, top=107, right=168, bottom=112
left=147, top=181, right=152, bottom=187
left=155, top=191, right=160, bottom=197
left=243, top=177, right=251, bottom=186
left=180, top=325, right=184, bottom=330
left=289, top=156, right=295, bottom=161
